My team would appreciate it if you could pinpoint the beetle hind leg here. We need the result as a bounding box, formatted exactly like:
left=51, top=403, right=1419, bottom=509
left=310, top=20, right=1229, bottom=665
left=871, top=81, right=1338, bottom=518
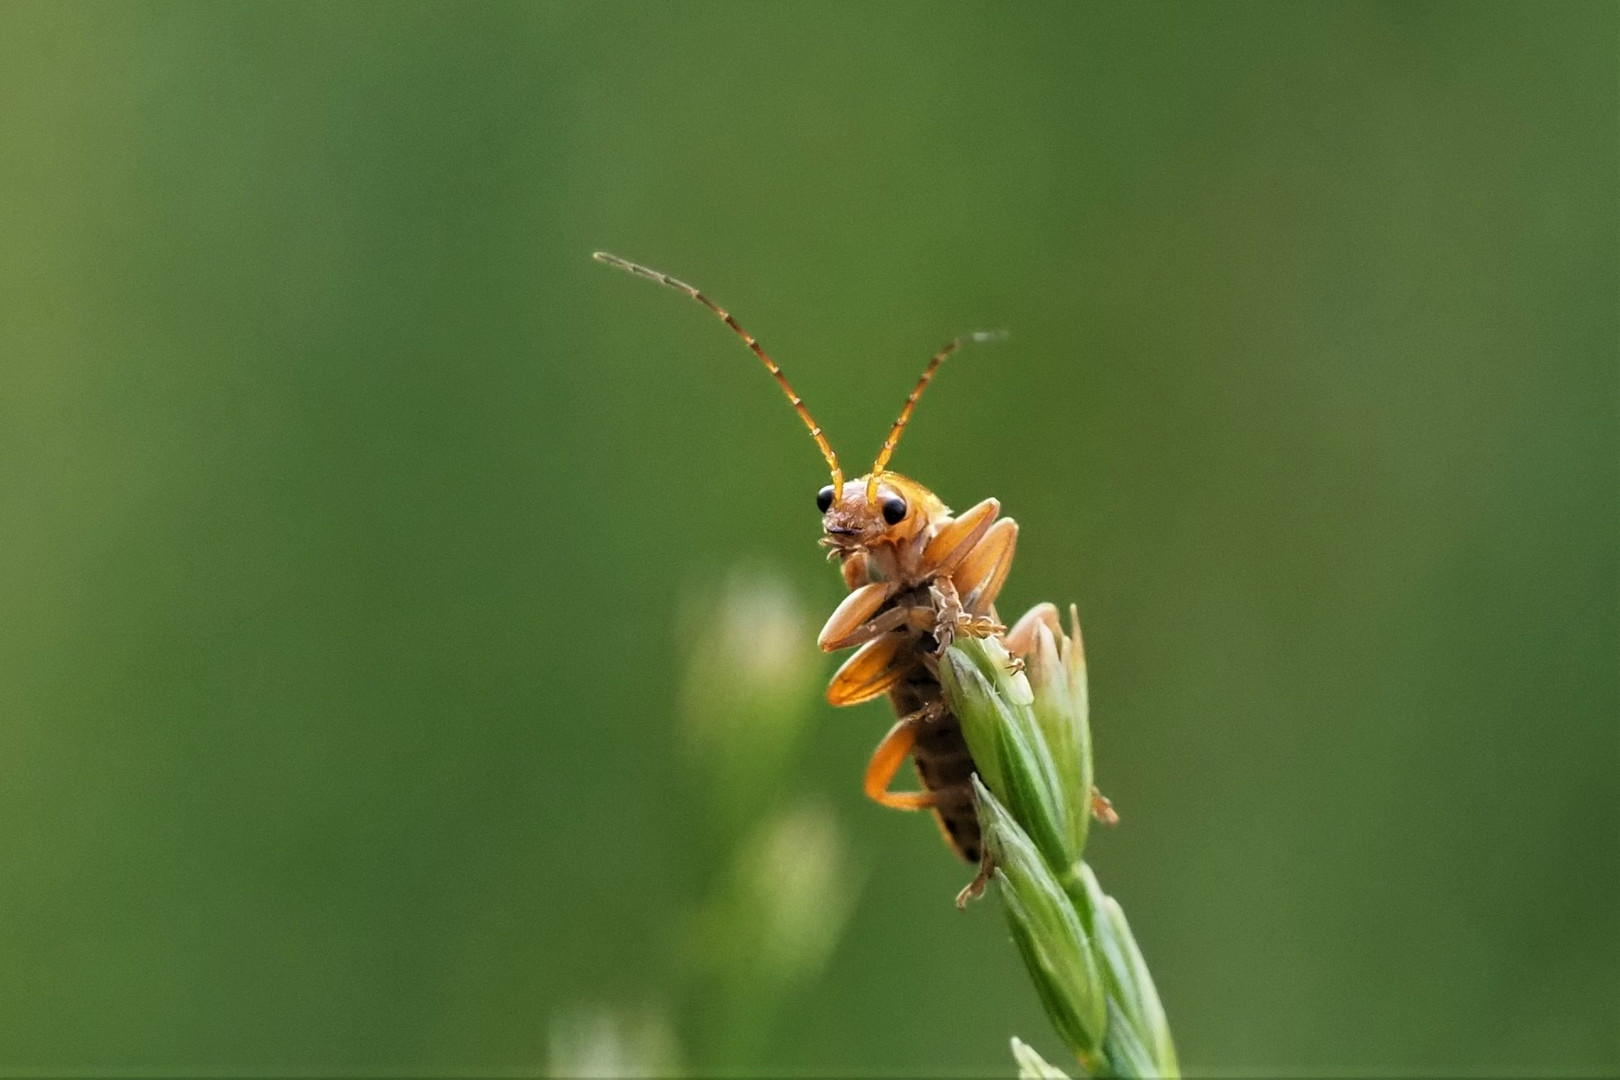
left=954, top=847, right=995, bottom=909
left=864, top=707, right=948, bottom=810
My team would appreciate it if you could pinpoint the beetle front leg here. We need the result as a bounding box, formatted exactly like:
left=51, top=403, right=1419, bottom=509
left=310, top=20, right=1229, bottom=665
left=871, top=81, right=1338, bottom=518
left=927, top=576, right=1005, bottom=655
left=818, top=581, right=934, bottom=651
left=818, top=582, right=894, bottom=651
left=822, top=603, right=924, bottom=651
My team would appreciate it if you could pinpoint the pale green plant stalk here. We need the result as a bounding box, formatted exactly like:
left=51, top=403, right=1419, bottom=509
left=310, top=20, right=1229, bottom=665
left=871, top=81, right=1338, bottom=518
left=939, top=608, right=1177, bottom=1079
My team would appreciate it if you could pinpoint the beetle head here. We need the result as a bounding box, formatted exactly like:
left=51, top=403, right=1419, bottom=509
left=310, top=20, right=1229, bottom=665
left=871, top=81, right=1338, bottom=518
left=817, top=473, right=942, bottom=552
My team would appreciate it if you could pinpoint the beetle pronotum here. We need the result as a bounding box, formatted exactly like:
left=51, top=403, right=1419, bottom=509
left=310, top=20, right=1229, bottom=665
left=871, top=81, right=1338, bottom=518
left=595, top=252, right=1113, bottom=903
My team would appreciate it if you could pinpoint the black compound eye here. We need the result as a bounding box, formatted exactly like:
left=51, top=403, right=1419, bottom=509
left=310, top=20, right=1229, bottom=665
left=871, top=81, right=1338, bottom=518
left=816, top=485, right=835, bottom=513
left=880, top=495, right=907, bottom=526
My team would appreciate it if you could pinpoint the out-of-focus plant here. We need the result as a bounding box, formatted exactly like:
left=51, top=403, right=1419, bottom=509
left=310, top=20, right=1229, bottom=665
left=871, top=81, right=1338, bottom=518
left=686, top=800, right=857, bottom=1068
left=550, top=568, right=855, bottom=1077
left=547, top=1005, right=681, bottom=1079
left=940, top=606, right=1177, bottom=1078
left=677, top=571, right=817, bottom=833
left=677, top=570, right=857, bottom=1071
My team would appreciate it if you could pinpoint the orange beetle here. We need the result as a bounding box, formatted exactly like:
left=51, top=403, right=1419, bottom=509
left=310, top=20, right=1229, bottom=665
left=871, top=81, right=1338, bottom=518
left=596, top=252, right=1091, bottom=901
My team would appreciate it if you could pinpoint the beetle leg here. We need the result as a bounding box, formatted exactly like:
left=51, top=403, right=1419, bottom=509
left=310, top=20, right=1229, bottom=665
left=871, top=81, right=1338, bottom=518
left=864, top=708, right=944, bottom=810
left=928, top=576, right=1005, bottom=656
left=954, top=518, right=1019, bottom=614
left=822, top=599, right=935, bottom=654
left=818, top=582, right=899, bottom=651
left=921, top=498, right=1001, bottom=576
left=821, top=604, right=919, bottom=652
left=826, top=632, right=909, bottom=706
left=955, top=847, right=995, bottom=909
left=1091, top=786, right=1119, bottom=825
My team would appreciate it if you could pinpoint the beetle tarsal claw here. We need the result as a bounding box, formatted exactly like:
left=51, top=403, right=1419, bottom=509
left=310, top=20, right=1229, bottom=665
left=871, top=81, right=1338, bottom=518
left=959, top=612, right=997, bottom=637
left=957, top=613, right=1006, bottom=639
left=1090, top=787, right=1119, bottom=826
left=955, top=849, right=996, bottom=909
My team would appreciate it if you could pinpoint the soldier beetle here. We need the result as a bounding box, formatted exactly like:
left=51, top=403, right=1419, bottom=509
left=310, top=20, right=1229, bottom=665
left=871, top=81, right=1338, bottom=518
left=594, top=252, right=1113, bottom=902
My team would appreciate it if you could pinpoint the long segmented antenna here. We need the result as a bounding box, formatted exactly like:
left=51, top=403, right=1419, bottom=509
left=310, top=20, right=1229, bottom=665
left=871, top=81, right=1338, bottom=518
left=594, top=252, right=844, bottom=493
left=866, top=329, right=1007, bottom=505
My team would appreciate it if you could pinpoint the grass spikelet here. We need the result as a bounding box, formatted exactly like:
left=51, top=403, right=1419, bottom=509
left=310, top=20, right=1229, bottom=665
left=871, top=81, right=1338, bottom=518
left=942, top=611, right=1177, bottom=1078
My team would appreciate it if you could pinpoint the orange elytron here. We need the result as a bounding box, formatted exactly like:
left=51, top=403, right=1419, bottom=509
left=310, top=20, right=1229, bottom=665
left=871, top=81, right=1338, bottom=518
left=596, top=252, right=1086, bottom=901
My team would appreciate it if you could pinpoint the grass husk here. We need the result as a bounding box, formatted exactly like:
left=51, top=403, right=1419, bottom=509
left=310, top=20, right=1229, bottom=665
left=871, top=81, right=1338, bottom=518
left=940, top=610, right=1177, bottom=1078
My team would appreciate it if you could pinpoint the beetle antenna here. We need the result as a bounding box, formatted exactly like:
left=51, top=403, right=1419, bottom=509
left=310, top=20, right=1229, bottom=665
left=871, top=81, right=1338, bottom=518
left=867, top=329, right=1006, bottom=504
left=594, top=252, right=844, bottom=492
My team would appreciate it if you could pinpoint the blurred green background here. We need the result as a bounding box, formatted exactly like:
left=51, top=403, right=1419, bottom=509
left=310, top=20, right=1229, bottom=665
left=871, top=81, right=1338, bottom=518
left=1, top=2, right=1614, bottom=1075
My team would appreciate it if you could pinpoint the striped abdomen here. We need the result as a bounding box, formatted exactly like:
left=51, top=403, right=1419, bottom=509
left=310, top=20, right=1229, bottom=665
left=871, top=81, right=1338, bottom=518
left=888, top=657, right=982, bottom=863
